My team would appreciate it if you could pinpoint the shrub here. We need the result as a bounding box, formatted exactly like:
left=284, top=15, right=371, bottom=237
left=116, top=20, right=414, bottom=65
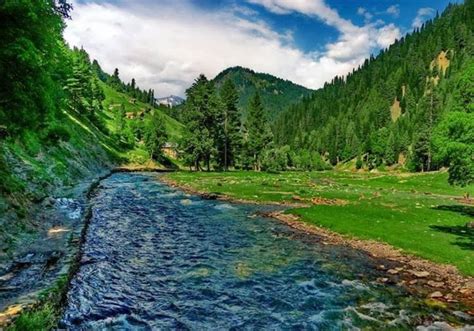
left=44, top=125, right=70, bottom=144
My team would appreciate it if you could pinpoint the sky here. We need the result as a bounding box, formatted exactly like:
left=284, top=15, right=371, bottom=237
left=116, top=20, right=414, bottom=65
left=64, top=0, right=459, bottom=97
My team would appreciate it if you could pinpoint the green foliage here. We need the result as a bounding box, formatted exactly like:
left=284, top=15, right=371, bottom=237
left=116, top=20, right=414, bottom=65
left=217, top=79, right=243, bottom=170
left=44, top=124, right=71, bottom=145
left=143, top=112, right=168, bottom=160
left=180, top=75, right=222, bottom=171
left=433, top=111, right=474, bottom=186
left=244, top=93, right=273, bottom=170
left=0, top=0, right=69, bottom=132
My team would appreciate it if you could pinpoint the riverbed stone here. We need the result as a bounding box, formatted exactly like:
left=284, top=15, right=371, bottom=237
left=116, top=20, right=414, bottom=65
left=427, top=280, right=445, bottom=288
left=409, top=270, right=430, bottom=278
left=429, top=291, right=444, bottom=299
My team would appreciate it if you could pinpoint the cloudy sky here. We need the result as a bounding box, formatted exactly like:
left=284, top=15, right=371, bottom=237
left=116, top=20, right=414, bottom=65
left=65, top=0, right=458, bottom=97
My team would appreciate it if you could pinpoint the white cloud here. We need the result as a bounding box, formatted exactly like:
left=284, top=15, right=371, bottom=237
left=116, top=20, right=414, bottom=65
left=386, top=5, right=400, bottom=18
left=412, top=7, right=435, bottom=29
left=357, top=7, right=373, bottom=23
left=64, top=0, right=400, bottom=97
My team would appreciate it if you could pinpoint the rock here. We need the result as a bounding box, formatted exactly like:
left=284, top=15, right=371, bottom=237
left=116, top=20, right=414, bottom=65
left=0, top=272, right=14, bottom=282
left=387, top=269, right=399, bottom=275
left=43, top=197, right=56, bottom=207
left=453, top=311, right=473, bottom=321
left=466, top=221, right=474, bottom=229
left=427, top=280, right=445, bottom=288
left=377, top=264, right=386, bottom=270
left=180, top=199, right=192, bottom=206
left=409, top=280, right=418, bottom=285
left=377, top=277, right=389, bottom=283
left=429, top=291, right=443, bottom=299
left=459, top=288, right=473, bottom=296
left=409, top=270, right=430, bottom=278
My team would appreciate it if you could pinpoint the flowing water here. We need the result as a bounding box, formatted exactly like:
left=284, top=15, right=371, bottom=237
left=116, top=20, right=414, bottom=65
left=61, top=173, right=461, bottom=330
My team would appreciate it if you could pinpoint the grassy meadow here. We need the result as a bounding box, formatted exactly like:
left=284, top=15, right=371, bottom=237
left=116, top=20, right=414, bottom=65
left=165, top=170, right=474, bottom=276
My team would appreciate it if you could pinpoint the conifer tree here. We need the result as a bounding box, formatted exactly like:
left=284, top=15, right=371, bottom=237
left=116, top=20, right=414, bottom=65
left=245, top=93, right=273, bottom=171
left=219, top=79, right=242, bottom=170
left=143, top=112, right=168, bottom=160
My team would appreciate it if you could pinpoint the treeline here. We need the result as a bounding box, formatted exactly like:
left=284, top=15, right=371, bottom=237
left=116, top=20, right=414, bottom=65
left=179, top=75, right=329, bottom=172
left=274, top=0, right=474, bottom=185
left=104, top=68, right=157, bottom=106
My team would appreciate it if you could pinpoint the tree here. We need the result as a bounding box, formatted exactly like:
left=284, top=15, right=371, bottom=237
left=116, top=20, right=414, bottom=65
left=219, top=79, right=242, bottom=170
left=143, top=112, right=168, bottom=160
left=0, top=0, right=68, bottom=131
left=432, top=112, right=474, bottom=186
left=245, top=93, right=273, bottom=171
left=180, top=74, right=220, bottom=171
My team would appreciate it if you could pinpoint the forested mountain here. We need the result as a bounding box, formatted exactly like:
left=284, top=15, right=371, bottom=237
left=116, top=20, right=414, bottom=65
left=274, top=0, right=473, bottom=185
left=213, top=66, right=313, bottom=119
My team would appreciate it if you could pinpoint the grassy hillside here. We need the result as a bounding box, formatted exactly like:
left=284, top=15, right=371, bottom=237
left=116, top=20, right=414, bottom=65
left=0, top=106, right=122, bottom=255
left=213, top=66, right=312, bottom=119
left=101, top=82, right=184, bottom=142
left=165, top=170, right=474, bottom=276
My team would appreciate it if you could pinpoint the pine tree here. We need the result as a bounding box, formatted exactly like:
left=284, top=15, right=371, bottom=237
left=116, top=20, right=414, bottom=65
left=245, top=93, right=273, bottom=171
left=143, top=112, right=168, bottom=160
left=219, top=79, right=242, bottom=170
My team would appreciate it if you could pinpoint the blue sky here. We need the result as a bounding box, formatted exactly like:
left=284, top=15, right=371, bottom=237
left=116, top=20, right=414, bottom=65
left=67, top=0, right=459, bottom=96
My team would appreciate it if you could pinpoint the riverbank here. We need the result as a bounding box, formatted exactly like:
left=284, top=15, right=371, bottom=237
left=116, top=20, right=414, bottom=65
left=161, top=172, right=474, bottom=315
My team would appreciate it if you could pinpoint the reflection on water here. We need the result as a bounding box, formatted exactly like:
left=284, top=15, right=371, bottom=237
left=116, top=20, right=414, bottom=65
left=62, top=173, right=460, bottom=330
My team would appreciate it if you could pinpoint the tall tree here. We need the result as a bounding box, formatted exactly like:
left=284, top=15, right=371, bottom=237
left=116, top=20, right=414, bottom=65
left=143, top=112, right=168, bottom=160
left=181, top=74, right=220, bottom=171
left=245, top=93, right=273, bottom=171
left=219, top=79, right=242, bottom=170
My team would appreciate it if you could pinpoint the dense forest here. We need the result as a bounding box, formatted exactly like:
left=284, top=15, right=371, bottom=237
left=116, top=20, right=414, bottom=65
left=273, top=0, right=474, bottom=185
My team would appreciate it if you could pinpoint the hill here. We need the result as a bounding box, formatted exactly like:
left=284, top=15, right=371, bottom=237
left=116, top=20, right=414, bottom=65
left=274, top=0, right=473, bottom=184
left=213, top=66, right=313, bottom=119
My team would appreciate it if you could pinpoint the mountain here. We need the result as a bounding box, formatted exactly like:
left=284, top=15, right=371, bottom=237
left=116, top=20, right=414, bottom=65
left=213, top=66, right=313, bottom=119
left=156, top=95, right=185, bottom=108
left=274, top=0, right=474, bottom=180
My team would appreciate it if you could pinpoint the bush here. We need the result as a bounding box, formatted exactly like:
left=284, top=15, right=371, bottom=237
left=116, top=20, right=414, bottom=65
left=44, top=125, right=70, bottom=144
left=356, top=156, right=363, bottom=169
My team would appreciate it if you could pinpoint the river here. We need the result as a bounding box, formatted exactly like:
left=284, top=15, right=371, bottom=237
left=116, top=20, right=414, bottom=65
left=61, top=172, right=462, bottom=329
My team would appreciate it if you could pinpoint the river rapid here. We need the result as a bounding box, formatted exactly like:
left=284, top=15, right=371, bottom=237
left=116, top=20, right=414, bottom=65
left=61, top=173, right=465, bottom=330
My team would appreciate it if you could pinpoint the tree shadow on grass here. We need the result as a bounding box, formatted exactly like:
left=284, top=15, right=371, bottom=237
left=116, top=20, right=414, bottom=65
left=430, top=205, right=474, bottom=250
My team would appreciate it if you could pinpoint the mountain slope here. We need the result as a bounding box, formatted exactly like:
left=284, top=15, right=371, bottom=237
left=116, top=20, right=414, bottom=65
left=274, top=0, right=474, bottom=177
left=213, top=66, right=312, bottom=119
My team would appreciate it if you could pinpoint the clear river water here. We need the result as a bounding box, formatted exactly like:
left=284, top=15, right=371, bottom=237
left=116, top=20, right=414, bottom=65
left=61, top=173, right=461, bottom=330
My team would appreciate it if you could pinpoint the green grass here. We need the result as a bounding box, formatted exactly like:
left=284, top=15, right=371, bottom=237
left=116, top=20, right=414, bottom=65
left=7, top=276, right=67, bottom=331
left=165, top=170, right=474, bottom=276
